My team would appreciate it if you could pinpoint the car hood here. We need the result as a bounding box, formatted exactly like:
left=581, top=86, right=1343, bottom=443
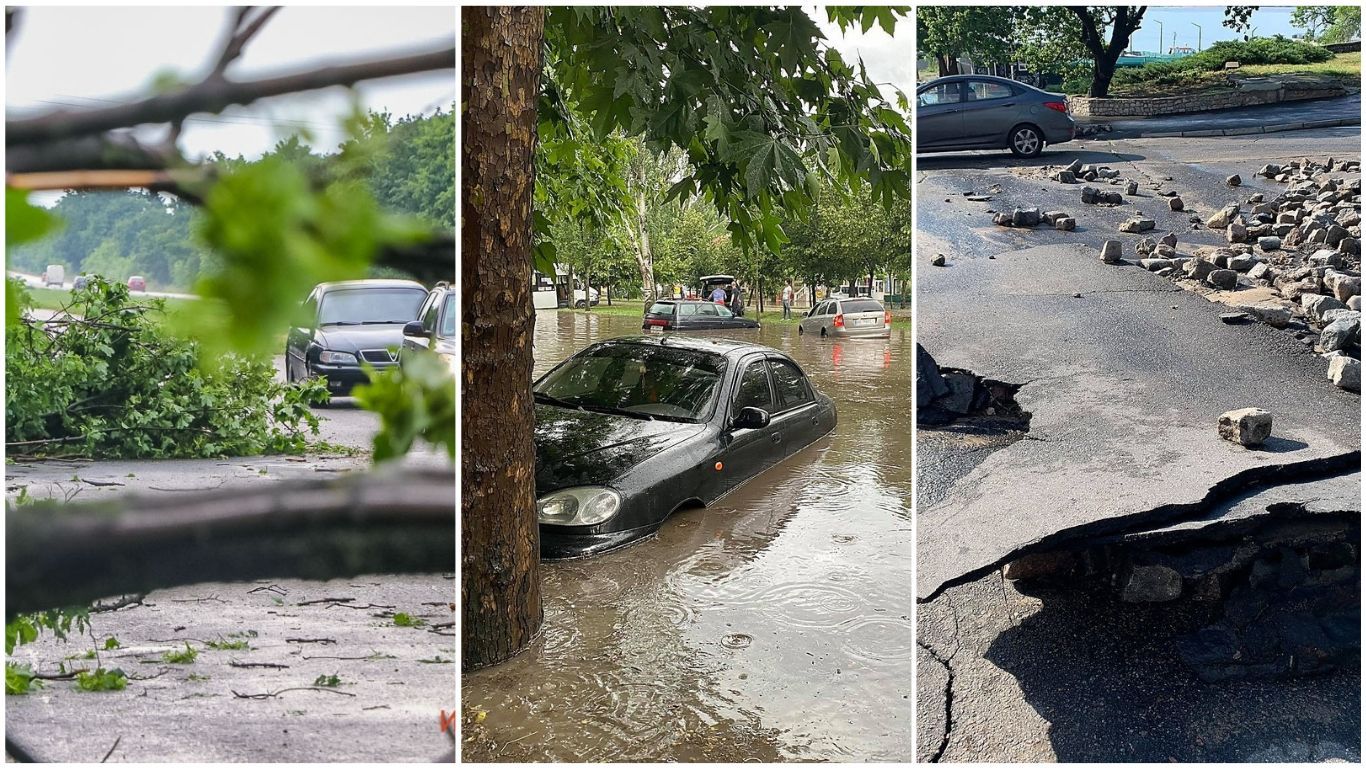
left=315, top=324, right=408, bottom=353
left=534, top=403, right=705, bottom=492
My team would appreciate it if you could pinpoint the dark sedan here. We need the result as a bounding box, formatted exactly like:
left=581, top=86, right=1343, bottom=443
left=285, top=279, right=428, bottom=395
left=643, top=300, right=760, bottom=332
left=917, top=75, right=1075, bottom=158
left=533, top=336, right=836, bottom=558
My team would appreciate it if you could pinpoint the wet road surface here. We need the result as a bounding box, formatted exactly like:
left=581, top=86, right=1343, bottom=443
left=462, top=311, right=913, bottom=762
left=916, top=131, right=1361, bottom=761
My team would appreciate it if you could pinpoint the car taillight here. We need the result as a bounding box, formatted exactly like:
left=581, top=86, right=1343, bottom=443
left=833, top=314, right=844, bottom=328
left=884, top=310, right=892, bottom=325
left=1044, top=101, right=1068, bottom=114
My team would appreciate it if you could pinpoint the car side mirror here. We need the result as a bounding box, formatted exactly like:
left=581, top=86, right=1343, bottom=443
left=402, top=320, right=429, bottom=338
left=732, top=406, right=771, bottom=430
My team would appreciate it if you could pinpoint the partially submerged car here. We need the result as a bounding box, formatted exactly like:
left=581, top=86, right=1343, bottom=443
left=799, top=297, right=891, bottom=339
left=285, top=279, right=428, bottom=395
left=401, top=282, right=456, bottom=375
left=533, top=336, right=837, bottom=558
left=642, top=299, right=760, bottom=332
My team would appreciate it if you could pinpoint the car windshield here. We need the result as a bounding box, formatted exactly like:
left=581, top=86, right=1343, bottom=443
left=841, top=299, right=884, bottom=313
left=534, top=344, right=726, bottom=422
left=438, top=294, right=456, bottom=338
left=318, top=287, right=426, bottom=326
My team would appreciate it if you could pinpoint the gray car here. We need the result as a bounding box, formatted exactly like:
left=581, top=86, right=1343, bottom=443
left=798, top=297, right=890, bottom=339
left=917, top=75, right=1075, bottom=158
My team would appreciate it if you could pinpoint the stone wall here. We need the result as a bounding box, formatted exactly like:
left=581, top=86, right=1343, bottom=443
left=1323, top=41, right=1360, bottom=54
left=1069, top=82, right=1347, bottom=118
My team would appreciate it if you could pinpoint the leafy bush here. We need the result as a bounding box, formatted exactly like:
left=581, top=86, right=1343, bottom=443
left=1111, top=36, right=1336, bottom=92
left=6, top=277, right=327, bottom=459
left=74, top=667, right=127, bottom=692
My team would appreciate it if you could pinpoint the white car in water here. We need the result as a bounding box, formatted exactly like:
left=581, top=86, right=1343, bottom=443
left=798, top=297, right=891, bottom=339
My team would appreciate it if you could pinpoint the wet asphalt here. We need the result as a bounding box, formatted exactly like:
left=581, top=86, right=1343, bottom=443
left=915, top=129, right=1361, bottom=762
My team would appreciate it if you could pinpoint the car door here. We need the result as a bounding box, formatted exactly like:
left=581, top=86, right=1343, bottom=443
left=800, top=301, right=826, bottom=335
left=713, top=355, right=780, bottom=497
left=767, top=357, right=822, bottom=455
left=402, top=290, right=439, bottom=359
left=695, top=301, right=723, bottom=329
left=916, top=81, right=965, bottom=150
left=960, top=79, right=1020, bottom=147
left=286, top=289, right=320, bottom=380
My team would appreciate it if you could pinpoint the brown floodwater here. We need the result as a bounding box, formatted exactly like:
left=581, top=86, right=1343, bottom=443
left=462, top=311, right=913, bottom=762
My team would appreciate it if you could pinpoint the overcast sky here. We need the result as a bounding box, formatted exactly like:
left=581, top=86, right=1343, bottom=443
left=6, top=6, right=455, bottom=161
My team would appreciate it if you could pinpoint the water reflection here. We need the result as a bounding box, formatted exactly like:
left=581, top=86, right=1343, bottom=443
left=464, top=312, right=912, bottom=762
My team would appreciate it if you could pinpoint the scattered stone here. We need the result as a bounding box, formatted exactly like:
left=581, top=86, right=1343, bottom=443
left=1218, top=407, right=1272, bottom=446
left=1247, top=262, right=1272, bottom=281
left=966, top=194, right=992, bottom=202
left=1228, top=254, right=1257, bottom=272
left=1257, top=236, right=1281, bottom=251
left=1052, top=170, right=1077, bottom=184
left=1185, top=259, right=1216, bottom=281
left=1206, top=205, right=1239, bottom=229
left=1100, top=240, right=1123, bottom=264
left=930, top=253, right=946, bottom=267
left=1042, top=210, right=1068, bottom=225
left=1328, top=356, right=1361, bottom=392
left=1325, top=272, right=1361, bottom=302
left=1303, top=293, right=1348, bottom=322
left=1207, top=269, right=1238, bottom=290
left=1169, top=196, right=1185, bottom=211
left=1140, top=258, right=1175, bottom=272
left=1226, top=222, right=1247, bottom=243
left=1120, top=217, right=1156, bottom=233
left=1065, top=158, right=1083, bottom=174
left=1055, top=217, right=1076, bottom=231
left=1136, top=237, right=1157, bottom=257
left=1125, top=180, right=1139, bottom=196
left=1121, top=564, right=1183, bottom=602
left=1350, top=296, right=1363, bottom=311
left=1012, top=207, right=1042, bottom=227
left=1081, top=186, right=1098, bottom=205
left=1320, top=314, right=1360, bottom=353
left=1238, top=301, right=1294, bottom=328
left=1219, top=312, right=1250, bottom=324
left=1226, top=174, right=1242, bottom=187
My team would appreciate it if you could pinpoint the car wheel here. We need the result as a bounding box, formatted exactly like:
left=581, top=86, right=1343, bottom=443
left=575, top=299, right=586, bottom=308
left=798, top=325, right=804, bottom=336
left=1008, top=125, right=1043, bottom=158
left=820, top=327, right=827, bottom=338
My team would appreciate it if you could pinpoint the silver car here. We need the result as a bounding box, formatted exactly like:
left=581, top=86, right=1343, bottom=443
left=798, top=297, right=891, bottom=339
left=916, top=75, right=1075, bottom=158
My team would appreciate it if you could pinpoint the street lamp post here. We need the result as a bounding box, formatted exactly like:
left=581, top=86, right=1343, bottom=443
left=1157, top=21, right=1164, bottom=54
left=1192, top=22, right=1202, bottom=51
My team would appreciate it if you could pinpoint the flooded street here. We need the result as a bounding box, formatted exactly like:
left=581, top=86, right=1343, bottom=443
left=463, top=311, right=913, bottom=761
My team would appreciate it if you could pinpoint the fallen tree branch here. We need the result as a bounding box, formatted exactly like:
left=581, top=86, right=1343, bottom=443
left=7, top=465, right=455, bottom=616
left=7, top=45, right=456, bottom=146
left=231, top=686, right=356, bottom=699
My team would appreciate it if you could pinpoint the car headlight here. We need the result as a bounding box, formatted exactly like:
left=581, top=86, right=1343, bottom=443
left=318, top=350, right=357, bottom=364
left=536, top=487, right=621, bottom=526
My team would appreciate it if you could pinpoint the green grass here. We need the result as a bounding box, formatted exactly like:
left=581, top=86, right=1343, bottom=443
left=1108, top=52, right=1359, bottom=98
left=1239, top=51, right=1359, bottom=78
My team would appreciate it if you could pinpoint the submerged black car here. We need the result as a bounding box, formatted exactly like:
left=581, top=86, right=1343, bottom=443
left=642, top=300, right=760, bottom=332
left=533, top=336, right=836, bottom=558
left=285, top=279, right=428, bottom=395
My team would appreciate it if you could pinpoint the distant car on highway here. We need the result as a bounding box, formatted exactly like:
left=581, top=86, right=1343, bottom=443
left=402, top=282, right=456, bottom=375
left=532, top=336, right=836, bottom=558
left=72, top=275, right=89, bottom=291
left=127, top=275, right=146, bottom=292
left=43, top=265, right=64, bottom=287
left=285, top=279, right=428, bottom=396
left=917, top=75, right=1075, bottom=158
left=799, top=297, right=891, bottom=339
left=642, top=299, right=760, bottom=332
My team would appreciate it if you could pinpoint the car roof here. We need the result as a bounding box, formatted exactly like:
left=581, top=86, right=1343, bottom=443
left=592, top=335, right=786, bottom=362
left=315, top=279, right=427, bottom=292
left=700, top=274, right=735, bottom=282
left=920, top=74, right=1041, bottom=92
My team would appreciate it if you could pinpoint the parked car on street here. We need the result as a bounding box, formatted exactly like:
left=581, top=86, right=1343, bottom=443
left=285, top=279, right=428, bottom=396
left=642, top=299, right=760, bottom=332
left=126, top=275, right=146, bottom=292
left=799, top=297, right=891, bottom=339
left=401, top=282, right=456, bottom=375
left=916, top=75, right=1075, bottom=158
left=533, top=336, right=837, bottom=558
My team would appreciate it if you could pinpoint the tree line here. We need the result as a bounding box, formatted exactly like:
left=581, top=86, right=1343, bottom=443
left=10, top=109, right=454, bottom=291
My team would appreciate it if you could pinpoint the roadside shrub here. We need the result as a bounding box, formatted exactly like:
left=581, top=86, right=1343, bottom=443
left=5, top=277, right=327, bottom=458
left=1191, top=37, right=1334, bottom=69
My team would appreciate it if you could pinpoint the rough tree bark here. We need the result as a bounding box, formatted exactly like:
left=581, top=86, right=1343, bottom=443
left=460, top=6, right=544, bottom=672
left=629, top=159, right=657, bottom=307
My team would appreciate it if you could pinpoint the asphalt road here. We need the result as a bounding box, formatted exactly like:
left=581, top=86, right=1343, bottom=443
left=7, top=270, right=198, bottom=301
left=916, top=128, right=1361, bottom=600
left=1096, top=93, right=1361, bottom=137
left=915, top=129, right=1361, bottom=761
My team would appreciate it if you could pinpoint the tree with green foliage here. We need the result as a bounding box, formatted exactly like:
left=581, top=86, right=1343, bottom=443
left=916, top=6, right=1014, bottom=76
left=1018, top=7, right=1147, bottom=98
left=462, top=6, right=913, bottom=669
left=1291, top=6, right=1361, bottom=43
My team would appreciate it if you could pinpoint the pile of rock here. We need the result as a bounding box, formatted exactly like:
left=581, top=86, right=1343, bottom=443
left=1052, top=159, right=1124, bottom=185
left=1081, top=186, right=1123, bottom=206
left=991, top=207, right=1076, bottom=231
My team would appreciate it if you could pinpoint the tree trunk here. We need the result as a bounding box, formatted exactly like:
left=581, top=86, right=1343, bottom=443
left=936, top=53, right=959, bottom=76
left=631, top=178, right=656, bottom=307
left=584, top=258, right=591, bottom=313
left=460, top=5, right=544, bottom=672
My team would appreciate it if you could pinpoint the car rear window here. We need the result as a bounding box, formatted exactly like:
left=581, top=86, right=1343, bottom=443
left=319, top=287, right=427, bottom=325
left=840, top=299, right=884, bottom=314
left=647, top=302, right=676, bottom=316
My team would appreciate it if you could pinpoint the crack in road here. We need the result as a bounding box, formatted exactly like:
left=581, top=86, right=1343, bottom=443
left=919, top=596, right=963, bottom=763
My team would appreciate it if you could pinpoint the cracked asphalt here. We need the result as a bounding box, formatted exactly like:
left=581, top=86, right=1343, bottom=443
left=915, top=129, right=1361, bottom=761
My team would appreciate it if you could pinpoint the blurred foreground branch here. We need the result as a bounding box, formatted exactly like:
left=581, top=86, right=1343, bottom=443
left=7, top=466, right=455, bottom=617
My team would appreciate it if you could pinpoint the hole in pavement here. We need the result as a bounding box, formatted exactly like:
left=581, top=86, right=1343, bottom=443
left=916, top=344, right=1031, bottom=430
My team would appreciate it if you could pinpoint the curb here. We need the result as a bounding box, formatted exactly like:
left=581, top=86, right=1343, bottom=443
left=1120, top=117, right=1360, bottom=139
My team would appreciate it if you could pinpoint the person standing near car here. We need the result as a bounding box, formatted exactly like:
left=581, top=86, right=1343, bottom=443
left=781, top=279, right=793, bottom=319
left=710, top=284, right=726, bottom=304
left=730, top=283, right=745, bottom=317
